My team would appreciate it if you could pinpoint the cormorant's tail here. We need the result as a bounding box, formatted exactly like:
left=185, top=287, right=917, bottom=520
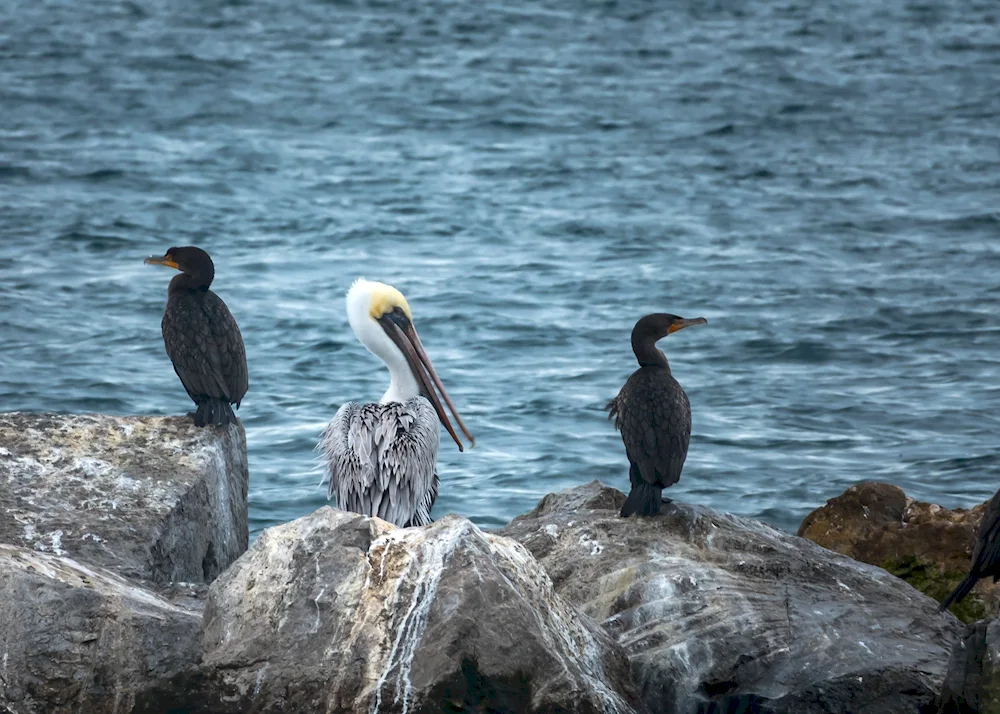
left=621, top=481, right=663, bottom=517
left=939, top=572, right=978, bottom=613
left=194, top=398, right=237, bottom=427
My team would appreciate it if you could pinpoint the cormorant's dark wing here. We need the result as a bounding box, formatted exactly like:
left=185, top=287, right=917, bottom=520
left=610, top=368, right=691, bottom=489
left=971, top=489, right=1000, bottom=579
left=203, top=290, right=248, bottom=405
left=161, top=292, right=242, bottom=404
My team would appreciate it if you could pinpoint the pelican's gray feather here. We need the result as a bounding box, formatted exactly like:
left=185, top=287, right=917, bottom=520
left=320, top=397, right=440, bottom=527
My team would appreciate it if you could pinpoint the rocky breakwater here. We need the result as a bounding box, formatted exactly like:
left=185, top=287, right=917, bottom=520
left=500, top=481, right=964, bottom=714
left=799, top=482, right=998, bottom=623
left=0, top=417, right=969, bottom=713
left=140, top=480, right=965, bottom=714
left=0, top=412, right=249, bottom=714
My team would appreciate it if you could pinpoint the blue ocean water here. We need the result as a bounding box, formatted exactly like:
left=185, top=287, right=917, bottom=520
left=1, top=0, right=999, bottom=536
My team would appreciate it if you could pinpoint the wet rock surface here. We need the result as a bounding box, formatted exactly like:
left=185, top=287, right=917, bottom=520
left=500, top=481, right=963, bottom=714
left=0, top=544, right=202, bottom=714
left=137, top=507, right=646, bottom=714
left=937, top=618, right=1000, bottom=714
left=0, top=412, right=249, bottom=584
left=799, top=482, right=996, bottom=623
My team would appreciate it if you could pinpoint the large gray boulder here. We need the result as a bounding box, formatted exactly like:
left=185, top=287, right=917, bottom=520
left=500, top=481, right=964, bottom=714
left=0, top=412, right=248, bottom=584
left=0, top=543, right=202, bottom=714
left=137, top=507, right=646, bottom=714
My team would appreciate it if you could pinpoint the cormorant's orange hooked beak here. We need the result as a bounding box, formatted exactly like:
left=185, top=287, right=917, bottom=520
left=144, top=255, right=179, bottom=270
left=667, top=317, right=708, bottom=334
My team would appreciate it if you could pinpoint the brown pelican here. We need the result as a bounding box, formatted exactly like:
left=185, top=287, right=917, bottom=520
left=144, top=246, right=248, bottom=427
left=320, top=278, right=474, bottom=527
left=607, top=313, right=707, bottom=517
left=939, top=487, right=1000, bottom=612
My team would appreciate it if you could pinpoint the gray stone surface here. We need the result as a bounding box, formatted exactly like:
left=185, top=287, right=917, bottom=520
left=937, top=618, right=1000, bottom=714
left=500, top=481, right=964, bottom=714
left=137, top=507, right=646, bottom=714
left=0, top=412, right=248, bottom=584
left=0, top=543, right=202, bottom=714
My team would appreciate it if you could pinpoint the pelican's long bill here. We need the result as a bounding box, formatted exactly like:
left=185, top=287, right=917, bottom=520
left=377, top=311, right=475, bottom=452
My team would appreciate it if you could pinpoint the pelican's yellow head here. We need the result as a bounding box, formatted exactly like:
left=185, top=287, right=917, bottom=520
left=364, top=280, right=412, bottom=321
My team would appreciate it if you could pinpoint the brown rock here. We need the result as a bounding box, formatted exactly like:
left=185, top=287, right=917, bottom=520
left=798, top=482, right=996, bottom=622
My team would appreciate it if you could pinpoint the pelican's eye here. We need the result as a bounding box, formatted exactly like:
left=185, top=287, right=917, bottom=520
left=382, top=305, right=411, bottom=329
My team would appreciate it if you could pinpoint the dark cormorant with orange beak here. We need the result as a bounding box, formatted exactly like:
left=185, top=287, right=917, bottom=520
left=607, top=313, right=707, bottom=517
left=145, top=246, right=248, bottom=427
left=939, top=487, right=1000, bottom=612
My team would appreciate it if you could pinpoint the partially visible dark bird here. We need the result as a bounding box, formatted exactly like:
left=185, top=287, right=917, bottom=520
left=607, top=313, right=707, bottom=517
left=939, top=487, right=1000, bottom=612
left=145, top=246, right=248, bottom=427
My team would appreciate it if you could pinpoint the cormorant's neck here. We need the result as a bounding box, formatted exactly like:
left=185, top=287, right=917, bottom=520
left=168, top=272, right=211, bottom=296
left=632, top=335, right=670, bottom=370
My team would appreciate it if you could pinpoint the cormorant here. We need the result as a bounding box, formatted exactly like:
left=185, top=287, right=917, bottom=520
left=319, top=278, right=474, bottom=527
left=145, top=246, right=248, bottom=427
left=607, top=313, right=707, bottom=517
left=939, top=487, right=1000, bottom=612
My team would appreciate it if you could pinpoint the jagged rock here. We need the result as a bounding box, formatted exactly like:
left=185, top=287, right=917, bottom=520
left=500, top=481, right=963, bottom=714
left=136, top=507, right=646, bottom=714
left=0, top=412, right=248, bottom=584
left=798, top=482, right=997, bottom=623
left=0, top=543, right=202, bottom=714
left=937, top=618, right=1000, bottom=714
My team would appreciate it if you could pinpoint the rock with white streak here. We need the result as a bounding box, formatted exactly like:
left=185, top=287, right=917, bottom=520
left=500, top=481, right=964, bottom=714
left=0, top=412, right=248, bottom=584
left=136, top=507, right=646, bottom=714
left=0, top=543, right=202, bottom=714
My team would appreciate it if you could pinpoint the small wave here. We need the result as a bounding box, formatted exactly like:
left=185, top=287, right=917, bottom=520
left=703, top=123, right=735, bottom=137
left=74, top=168, right=126, bottom=182
left=0, top=164, right=34, bottom=180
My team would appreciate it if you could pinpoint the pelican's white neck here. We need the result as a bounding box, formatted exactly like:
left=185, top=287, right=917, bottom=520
left=346, top=278, right=421, bottom=404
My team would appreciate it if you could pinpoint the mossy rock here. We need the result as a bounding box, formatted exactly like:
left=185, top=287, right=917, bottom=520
left=883, top=555, right=988, bottom=624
